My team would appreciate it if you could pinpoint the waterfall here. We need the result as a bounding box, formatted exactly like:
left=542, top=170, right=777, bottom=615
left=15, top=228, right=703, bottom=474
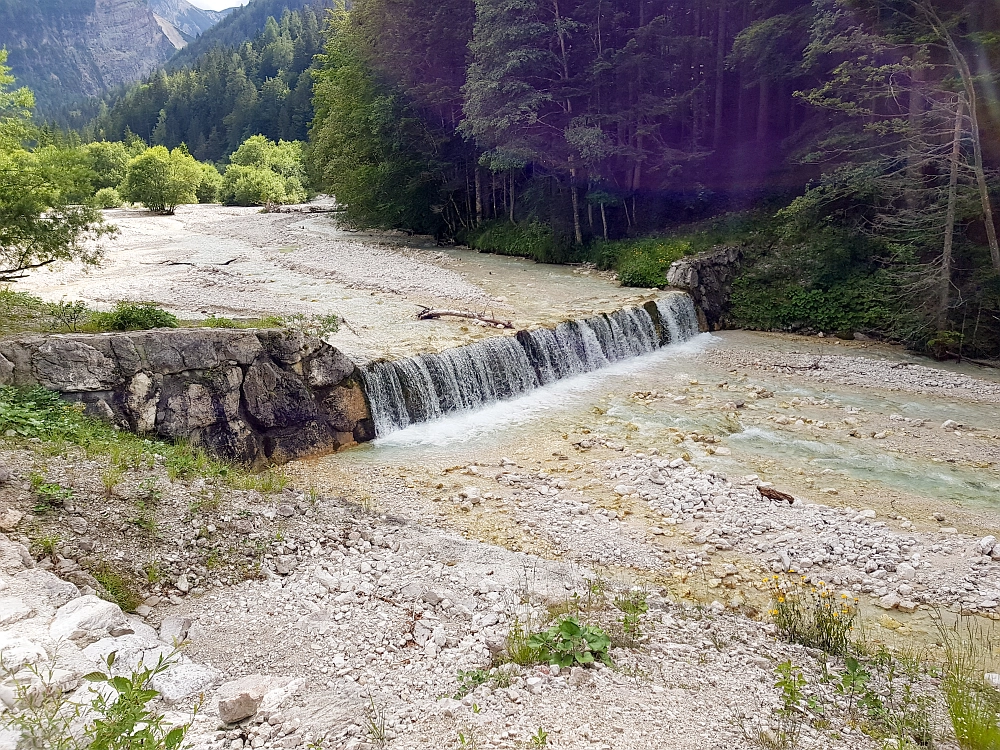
left=362, top=293, right=701, bottom=437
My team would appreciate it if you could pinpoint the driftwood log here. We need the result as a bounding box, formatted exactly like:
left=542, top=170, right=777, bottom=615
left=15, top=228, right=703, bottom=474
left=758, top=486, right=795, bottom=503
left=416, top=306, right=513, bottom=328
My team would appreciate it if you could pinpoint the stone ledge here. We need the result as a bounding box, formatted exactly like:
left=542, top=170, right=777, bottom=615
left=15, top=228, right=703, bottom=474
left=0, top=329, right=373, bottom=465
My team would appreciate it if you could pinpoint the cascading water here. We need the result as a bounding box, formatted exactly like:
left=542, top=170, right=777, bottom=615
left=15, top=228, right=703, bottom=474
left=362, top=293, right=701, bottom=437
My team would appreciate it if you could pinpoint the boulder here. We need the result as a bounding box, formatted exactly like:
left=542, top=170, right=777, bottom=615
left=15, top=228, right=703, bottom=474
left=216, top=675, right=271, bottom=723
left=50, top=595, right=129, bottom=641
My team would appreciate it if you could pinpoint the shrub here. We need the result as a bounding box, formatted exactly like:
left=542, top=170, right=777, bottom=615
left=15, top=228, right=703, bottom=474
left=466, top=220, right=576, bottom=263
left=91, top=301, right=178, bottom=331
left=2, top=652, right=193, bottom=750
left=120, top=146, right=201, bottom=214
left=591, top=237, right=693, bottom=287
left=93, top=187, right=124, bottom=209
left=196, top=163, right=224, bottom=204
left=222, top=136, right=308, bottom=206
left=767, top=576, right=857, bottom=656
left=222, top=165, right=289, bottom=206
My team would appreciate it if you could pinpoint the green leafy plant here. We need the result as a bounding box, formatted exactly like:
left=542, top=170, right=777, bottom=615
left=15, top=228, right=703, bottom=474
left=452, top=669, right=491, bottom=700
left=90, top=301, right=178, bottom=332
left=34, top=481, right=74, bottom=513
left=853, top=645, right=935, bottom=747
left=45, top=299, right=92, bottom=332
left=526, top=616, right=612, bottom=669
left=613, top=589, right=649, bottom=647
left=740, top=660, right=810, bottom=750
left=530, top=727, right=549, bottom=747
left=1, top=651, right=195, bottom=750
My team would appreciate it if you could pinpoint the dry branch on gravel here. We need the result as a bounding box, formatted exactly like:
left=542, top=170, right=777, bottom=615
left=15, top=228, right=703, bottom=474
left=758, top=486, right=795, bottom=503
left=416, top=306, right=513, bottom=328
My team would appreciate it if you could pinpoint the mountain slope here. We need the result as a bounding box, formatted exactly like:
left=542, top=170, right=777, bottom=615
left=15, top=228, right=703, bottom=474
left=166, top=0, right=333, bottom=68
left=87, top=3, right=327, bottom=161
left=149, top=0, right=227, bottom=39
left=0, top=0, right=184, bottom=111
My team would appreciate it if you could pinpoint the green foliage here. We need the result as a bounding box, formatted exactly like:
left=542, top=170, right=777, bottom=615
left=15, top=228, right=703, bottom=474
left=767, top=577, right=857, bottom=657
left=86, top=141, right=130, bottom=190
left=93, top=187, right=123, bottom=209
left=310, top=5, right=460, bottom=236
left=221, top=136, right=307, bottom=206
left=940, top=619, right=1000, bottom=750
left=466, top=221, right=575, bottom=263
left=0, top=51, right=112, bottom=282
left=851, top=645, right=936, bottom=747
left=120, top=145, right=202, bottom=214
left=530, top=727, right=548, bottom=747
left=195, top=163, right=223, bottom=204
left=525, top=616, right=612, bottom=669
left=730, top=271, right=897, bottom=336
left=593, top=237, right=693, bottom=287
left=83, top=653, right=192, bottom=750
left=84, top=5, right=328, bottom=163
left=33, top=481, right=74, bottom=514
left=613, top=589, right=649, bottom=646
left=92, top=565, right=142, bottom=613
left=0, top=386, right=83, bottom=440
left=90, top=301, right=178, bottom=331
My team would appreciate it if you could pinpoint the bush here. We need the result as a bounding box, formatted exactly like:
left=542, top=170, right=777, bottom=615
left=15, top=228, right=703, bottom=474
left=222, top=165, right=289, bottom=206
left=591, top=237, right=693, bottom=287
left=93, top=187, right=123, bottom=209
left=222, top=136, right=308, bottom=206
left=90, top=301, right=178, bottom=331
left=120, top=146, right=202, bottom=213
left=466, top=220, right=576, bottom=263
left=730, top=272, right=898, bottom=335
left=2, top=652, right=193, bottom=750
left=196, top=163, right=224, bottom=204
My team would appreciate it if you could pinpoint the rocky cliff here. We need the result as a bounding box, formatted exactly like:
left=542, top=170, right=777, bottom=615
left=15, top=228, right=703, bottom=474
left=149, top=0, right=227, bottom=39
left=667, top=245, right=743, bottom=331
left=0, top=329, right=374, bottom=465
left=0, top=0, right=186, bottom=110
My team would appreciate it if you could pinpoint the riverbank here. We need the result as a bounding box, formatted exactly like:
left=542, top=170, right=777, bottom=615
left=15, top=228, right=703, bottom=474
left=2, top=329, right=998, bottom=749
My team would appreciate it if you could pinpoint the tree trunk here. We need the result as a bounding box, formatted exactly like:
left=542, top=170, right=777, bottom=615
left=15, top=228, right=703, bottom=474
left=475, top=168, right=483, bottom=226
left=756, top=75, right=769, bottom=145
left=940, top=99, right=964, bottom=331
left=921, top=1, right=1000, bottom=271
left=905, top=64, right=924, bottom=210
left=600, top=202, right=608, bottom=240
left=569, top=168, right=583, bottom=245
left=713, top=0, right=726, bottom=150
left=509, top=171, right=515, bottom=223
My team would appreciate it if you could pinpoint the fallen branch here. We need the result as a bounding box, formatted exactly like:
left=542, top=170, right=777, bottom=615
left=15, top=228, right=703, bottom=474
left=416, top=306, right=513, bottom=328
left=758, top=486, right=795, bottom=503
left=946, top=351, right=1000, bottom=370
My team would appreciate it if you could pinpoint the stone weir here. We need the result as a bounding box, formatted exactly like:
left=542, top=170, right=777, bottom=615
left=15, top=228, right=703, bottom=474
left=361, top=292, right=702, bottom=437
left=0, top=329, right=374, bottom=465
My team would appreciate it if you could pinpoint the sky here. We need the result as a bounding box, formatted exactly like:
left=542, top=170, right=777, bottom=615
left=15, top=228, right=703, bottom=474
left=188, top=0, right=250, bottom=10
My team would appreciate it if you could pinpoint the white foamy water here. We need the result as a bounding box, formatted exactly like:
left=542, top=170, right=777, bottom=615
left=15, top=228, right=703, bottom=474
left=373, top=333, right=716, bottom=448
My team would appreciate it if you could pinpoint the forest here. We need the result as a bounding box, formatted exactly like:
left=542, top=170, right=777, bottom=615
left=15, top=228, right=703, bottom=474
left=309, top=0, right=1000, bottom=356
left=82, top=6, right=328, bottom=163
left=1, top=0, right=999, bottom=356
